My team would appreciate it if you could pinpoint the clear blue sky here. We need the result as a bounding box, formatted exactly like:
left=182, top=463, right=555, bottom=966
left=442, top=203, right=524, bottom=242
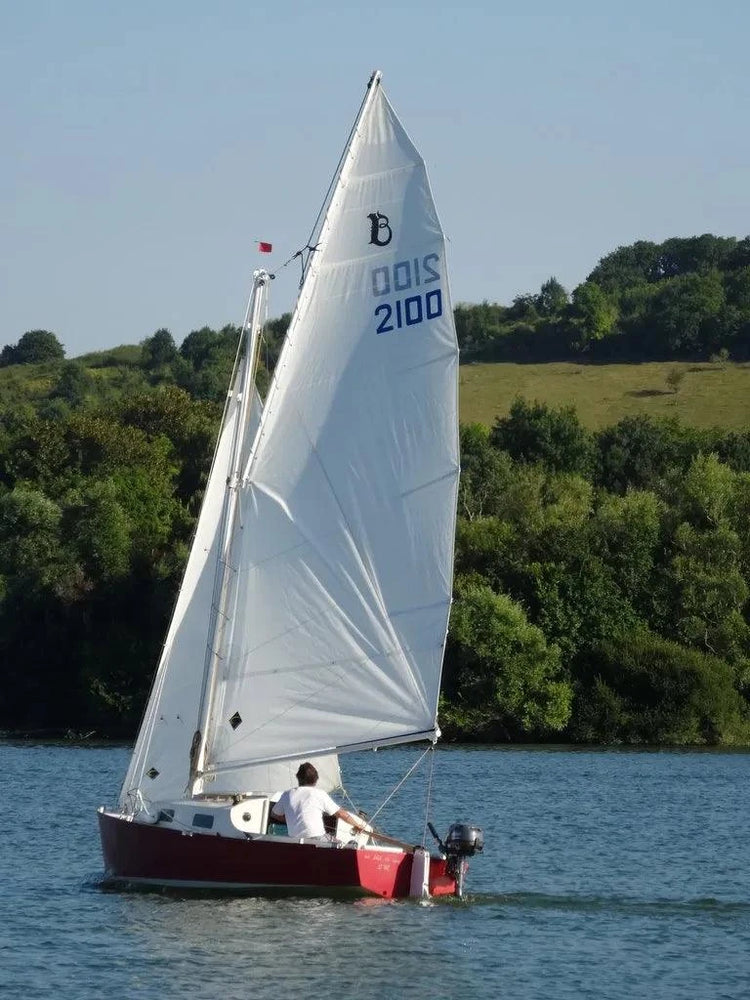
left=2, top=1, right=748, bottom=357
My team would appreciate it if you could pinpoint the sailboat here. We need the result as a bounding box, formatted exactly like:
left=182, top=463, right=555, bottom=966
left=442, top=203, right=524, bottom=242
left=98, top=71, right=483, bottom=899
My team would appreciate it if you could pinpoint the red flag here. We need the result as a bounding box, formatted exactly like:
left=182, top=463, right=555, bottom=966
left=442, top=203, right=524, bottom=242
left=258, top=241, right=273, bottom=253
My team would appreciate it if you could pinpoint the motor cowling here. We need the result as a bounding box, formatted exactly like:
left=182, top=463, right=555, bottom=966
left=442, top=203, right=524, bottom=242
left=444, top=822, right=484, bottom=858
left=426, top=820, right=484, bottom=897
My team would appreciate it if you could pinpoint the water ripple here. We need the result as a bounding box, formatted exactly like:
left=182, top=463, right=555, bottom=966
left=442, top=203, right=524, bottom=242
left=4, top=742, right=750, bottom=1000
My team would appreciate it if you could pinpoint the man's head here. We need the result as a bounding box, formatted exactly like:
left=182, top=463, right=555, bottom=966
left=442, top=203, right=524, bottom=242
left=296, top=762, right=319, bottom=786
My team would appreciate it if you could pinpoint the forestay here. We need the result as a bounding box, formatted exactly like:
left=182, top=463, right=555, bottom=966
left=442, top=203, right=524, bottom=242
left=204, top=76, right=459, bottom=781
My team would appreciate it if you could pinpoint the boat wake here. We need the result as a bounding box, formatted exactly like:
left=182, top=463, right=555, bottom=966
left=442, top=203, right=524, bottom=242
left=462, top=891, right=750, bottom=916
left=83, top=875, right=749, bottom=916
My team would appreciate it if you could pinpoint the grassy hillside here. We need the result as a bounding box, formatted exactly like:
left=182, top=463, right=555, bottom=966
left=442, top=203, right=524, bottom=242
left=0, top=346, right=143, bottom=411
left=459, top=360, right=750, bottom=430
left=3, top=352, right=750, bottom=434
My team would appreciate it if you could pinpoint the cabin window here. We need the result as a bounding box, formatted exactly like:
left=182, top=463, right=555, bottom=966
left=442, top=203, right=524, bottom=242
left=158, top=809, right=175, bottom=823
left=192, top=813, right=214, bottom=830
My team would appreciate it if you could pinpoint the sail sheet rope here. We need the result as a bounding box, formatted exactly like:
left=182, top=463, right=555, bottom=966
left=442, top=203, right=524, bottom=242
left=343, top=744, right=434, bottom=832
left=421, top=745, right=436, bottom=848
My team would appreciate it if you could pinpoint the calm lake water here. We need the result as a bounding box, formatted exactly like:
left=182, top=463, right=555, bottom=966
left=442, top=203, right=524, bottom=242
left=2, top=742, right=749, bottom=999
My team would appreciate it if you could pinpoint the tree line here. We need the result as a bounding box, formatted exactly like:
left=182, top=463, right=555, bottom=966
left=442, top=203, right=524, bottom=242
left=0, top=318, right=305, bottom=738
left=1, top=232, right=749, bottom=744
left=2, top=375, right=749, bottom=745
left=445, top=404, right=750, bottom=744
left=456, top=233, right=750, bottom=361
left=4, top=234, right=749, bottom=375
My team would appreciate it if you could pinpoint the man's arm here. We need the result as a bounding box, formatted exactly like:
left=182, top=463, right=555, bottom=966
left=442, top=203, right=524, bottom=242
left=333, top=808, right=371, bottom=833
left=269, top=798, right=285, bottom=824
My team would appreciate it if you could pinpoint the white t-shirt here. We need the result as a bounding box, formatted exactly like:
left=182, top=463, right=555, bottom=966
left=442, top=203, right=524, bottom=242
left=272, top=786, right=341, bottom=838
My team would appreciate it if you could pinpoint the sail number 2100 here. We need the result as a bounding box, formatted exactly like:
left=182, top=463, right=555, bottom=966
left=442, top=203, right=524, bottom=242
left=371, top=253, right=442, bottom=334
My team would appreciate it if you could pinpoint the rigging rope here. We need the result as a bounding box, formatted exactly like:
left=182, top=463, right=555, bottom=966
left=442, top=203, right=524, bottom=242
left=275, top=243, right=321, bottom=287
left=265, top=75, right=372, bottom=288
left=366, top=746, right=433, bottom=827
left=421, top=745, right=436, bottom=847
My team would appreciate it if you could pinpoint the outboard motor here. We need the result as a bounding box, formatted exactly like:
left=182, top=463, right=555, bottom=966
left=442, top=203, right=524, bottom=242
left=428, top=821, right=484, bottom=898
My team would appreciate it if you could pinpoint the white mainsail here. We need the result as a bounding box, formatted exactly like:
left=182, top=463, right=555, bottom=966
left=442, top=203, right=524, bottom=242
left=202, top=74, right=460, bottom=786
left=120, top=72, right=458, bottom=808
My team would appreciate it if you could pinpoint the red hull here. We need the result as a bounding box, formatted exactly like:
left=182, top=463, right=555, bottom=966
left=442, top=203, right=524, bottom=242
left=98, top=811, right=456, bottom=899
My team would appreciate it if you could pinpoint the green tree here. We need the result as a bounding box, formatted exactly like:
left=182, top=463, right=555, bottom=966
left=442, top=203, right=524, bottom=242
left=1, top=330, right=65, bottom=366
left=535, top=277, right=568, bottom=316
left=2, top=416, right=71, bottom=492
left=444, top=575, right=571, bottom=738
left=669, top=521, right=749, bottom=661
left=179, top=326, right=220, bottom=369
left=656, top=455, right=750, bottom=663
left=176, top=325, right=239, bottom=401
left=142, top=328, right=177, bottom=369
left=115, top=385, right=217, bottom=505
left=596, top=415, right=695, bottom=494
left=591, top=490, right=663, bottom=609
left=0, top=487, right=64, bottom=590
left=665, top=367, right=685, bottom=393
left=51, top=361, right=92, bottom=406
left=728, top=471, right=750, bottom=575
left=458, top=423, right=517, bottom=521
left=571, top=629, right=750, bottom=744
left=567, top=281, right=618, bottom=349
left=588, top=235, right=738, bottom=292
left=454, top=302, right=509, bottom=356
left=531, top=556, right=640, bottom=663
left=587, top=240, right=661, bottom=292
left=654, top=235, right=738, bottom=280
left=62, top=479, right=132, bottom=584
left=491, top=398, right=595, bottom=476
left=262, top=313, right=290, bottom=373
left=508, top=293, right=539, bottom=322
left=666, top=452, right=735, bottom=528
left=644, top=270, right=725, bottom=355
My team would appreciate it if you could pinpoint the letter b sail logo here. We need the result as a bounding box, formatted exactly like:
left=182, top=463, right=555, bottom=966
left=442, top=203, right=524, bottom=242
left=367, top=212, right=392, bottom=247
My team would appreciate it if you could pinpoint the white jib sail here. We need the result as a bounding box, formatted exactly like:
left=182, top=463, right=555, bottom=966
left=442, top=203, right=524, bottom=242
left=203, top=75, right=460, bottom=783
left=118, top=379, right=248, bottom=810
left=119, top=334, right=340, bottom=808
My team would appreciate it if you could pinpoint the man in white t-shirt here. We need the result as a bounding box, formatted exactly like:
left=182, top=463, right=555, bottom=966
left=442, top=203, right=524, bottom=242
left=270, top=761, right=368, bottom=840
